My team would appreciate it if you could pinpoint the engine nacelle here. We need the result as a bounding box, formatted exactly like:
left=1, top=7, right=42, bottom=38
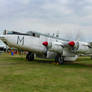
left=49, top=42, right=63, bottom=54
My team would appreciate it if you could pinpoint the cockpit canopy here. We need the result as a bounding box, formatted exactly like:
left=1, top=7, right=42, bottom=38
left=4, top=30, right=69, bottom=41
left=6, top=31, right=40, bottom=38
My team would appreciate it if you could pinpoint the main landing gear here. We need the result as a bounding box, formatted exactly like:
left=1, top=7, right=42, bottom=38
left=55, top=55, right=64, bottom=64
left=26, top=52, right=34, bottom=61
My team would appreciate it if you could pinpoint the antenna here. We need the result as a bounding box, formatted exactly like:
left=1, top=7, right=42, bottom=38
left=56, top=30, right=60, bottom=38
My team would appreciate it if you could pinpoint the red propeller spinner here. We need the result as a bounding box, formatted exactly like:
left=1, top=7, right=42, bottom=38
left=68, top=41, right=75, bottom=47
left=42, top=41, right=48, bottom=46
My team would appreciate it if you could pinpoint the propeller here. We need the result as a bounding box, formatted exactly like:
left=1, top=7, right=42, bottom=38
left=42, top=41, right=52, bottom=56
left=42, top=31, right=85, bottom=53
left=65, top=30, right=84, bottom=52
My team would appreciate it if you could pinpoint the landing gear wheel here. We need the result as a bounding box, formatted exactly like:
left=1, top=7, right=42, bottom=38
left=58, top=56, right=64, bottom=64
left=55, top=55, right=64, bottom=64
left=26, top=52, right=34, bottom=61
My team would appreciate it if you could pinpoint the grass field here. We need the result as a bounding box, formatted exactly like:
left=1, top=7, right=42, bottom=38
left=0, top=53, right=92, bottom=92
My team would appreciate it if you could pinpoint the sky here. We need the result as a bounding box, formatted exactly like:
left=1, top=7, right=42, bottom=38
left=0, top=0, right=92, bottom=41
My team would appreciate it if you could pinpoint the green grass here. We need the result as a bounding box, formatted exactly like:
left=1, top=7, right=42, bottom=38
left=0, top=53, right=92, bottom=92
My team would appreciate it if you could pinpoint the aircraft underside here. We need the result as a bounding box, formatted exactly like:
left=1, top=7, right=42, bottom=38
left=26, top=50, right=78, bottom=64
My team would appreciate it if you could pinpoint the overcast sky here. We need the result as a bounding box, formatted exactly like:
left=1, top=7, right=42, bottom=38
left=0, top=0, right=92, bottom=41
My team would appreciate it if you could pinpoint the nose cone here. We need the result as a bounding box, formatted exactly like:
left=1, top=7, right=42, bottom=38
left=0, top=35, right=6, bottom=40
left=0, top=35, right=8, bottom=46
left=0, top=35, right=7, bottom=43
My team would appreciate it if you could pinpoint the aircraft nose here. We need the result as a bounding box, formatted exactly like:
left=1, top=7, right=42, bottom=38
left=0, top=35, right=8, bottom=45
left=0, top=35, right=6, bottom=40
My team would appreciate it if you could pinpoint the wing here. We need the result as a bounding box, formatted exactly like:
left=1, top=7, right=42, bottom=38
left=42, top=40, right=79, bottom=54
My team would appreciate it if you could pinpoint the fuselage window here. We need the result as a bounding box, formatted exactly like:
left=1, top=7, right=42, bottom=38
left=31, top=33, right=40, bottom=38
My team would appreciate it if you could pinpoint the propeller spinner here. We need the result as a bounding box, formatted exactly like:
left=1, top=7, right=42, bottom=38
left=42, top=41, right=48, bottom=46
left=68, top=41, right=75, bottom=47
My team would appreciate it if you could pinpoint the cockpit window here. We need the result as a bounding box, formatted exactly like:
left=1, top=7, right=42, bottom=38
left=7, top=31, right=14, bottom=34
left=6, top=31, right=40, bottom=38
left=7, top=31, right=21, bottom=35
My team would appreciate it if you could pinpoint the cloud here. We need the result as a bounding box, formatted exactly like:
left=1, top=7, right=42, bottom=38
left=0, top=0, right=92, bottom=41
left=15, top=0, right=31, bottom=5
left=42, top=0, right=74, bottom=16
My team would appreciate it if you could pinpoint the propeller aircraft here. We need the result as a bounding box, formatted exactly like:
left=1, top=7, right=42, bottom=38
left=0, top=30, right=92, bottom=64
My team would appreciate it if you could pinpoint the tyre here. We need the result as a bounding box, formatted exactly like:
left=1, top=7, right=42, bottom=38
left=58, top=56, right=64, bottom=64
left=55, top=55, right=64, bottom=64
left=26, top=52, right=34, bottom=61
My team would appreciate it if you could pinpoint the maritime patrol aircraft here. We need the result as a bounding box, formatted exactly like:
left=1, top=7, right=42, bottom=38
left=0, top=30, right=92, bottom=64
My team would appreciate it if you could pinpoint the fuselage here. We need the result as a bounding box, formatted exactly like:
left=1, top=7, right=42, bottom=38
left=0, top=31, right=92, bottom=62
